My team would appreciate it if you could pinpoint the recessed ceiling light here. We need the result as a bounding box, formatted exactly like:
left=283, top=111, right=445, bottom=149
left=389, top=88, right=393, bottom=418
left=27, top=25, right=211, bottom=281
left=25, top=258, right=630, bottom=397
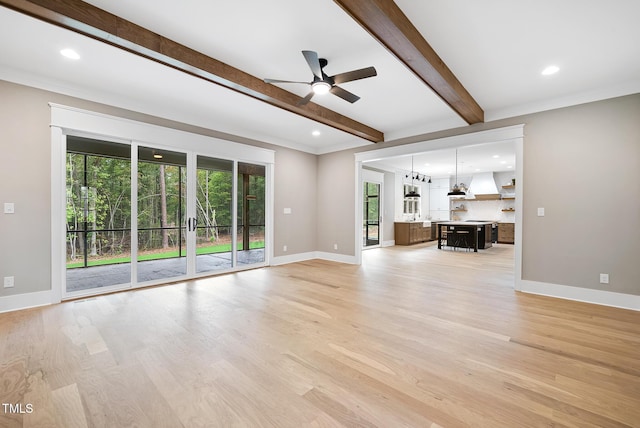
left=60, top=48, right=80, bottom=60
left=492, top=155, right=500, bottom=159
left=475, top=168, right=481, bottom=172
left=311, top=130, right=321, bottom=137
left=500, top=161, right=507, bottom=164
left=541, top=65, right=559, bottom=76
left=424, top=163, right=430, bottom=166
left=507, top=165, right=513, bottom=169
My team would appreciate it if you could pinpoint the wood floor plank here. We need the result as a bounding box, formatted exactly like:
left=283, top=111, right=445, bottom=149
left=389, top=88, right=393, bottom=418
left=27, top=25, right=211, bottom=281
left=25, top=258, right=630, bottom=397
left=51, top=383, right=88, bottom=428
left=1, top=243, right=639, bottom=426
left=22, top=368, right=56, bottom=428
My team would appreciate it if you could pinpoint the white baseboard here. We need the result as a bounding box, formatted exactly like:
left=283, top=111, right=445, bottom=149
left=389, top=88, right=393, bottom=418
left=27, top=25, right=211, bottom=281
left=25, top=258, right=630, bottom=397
left=272, top=251, right=358, bottom=266
left=382, top=240, right=395, bottom=247
left=0, top=290, right=54, bottom=314
left=315, top=251, right=358, bottom=265
left=271, top=252, right=317, bottom=266
left=518, top=279, right=640, bottom=311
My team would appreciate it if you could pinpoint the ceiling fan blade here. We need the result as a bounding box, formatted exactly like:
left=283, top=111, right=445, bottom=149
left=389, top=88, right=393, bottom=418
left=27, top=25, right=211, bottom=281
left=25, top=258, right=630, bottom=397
left=297, top=91, right=315, bottom=106
left=302, top=50, right=323, bottom=79
left=264, top=78, right=310, bottom=85
left=331, top=66, right=377, bottom=84
left=330, top=85, right=360, bottom=103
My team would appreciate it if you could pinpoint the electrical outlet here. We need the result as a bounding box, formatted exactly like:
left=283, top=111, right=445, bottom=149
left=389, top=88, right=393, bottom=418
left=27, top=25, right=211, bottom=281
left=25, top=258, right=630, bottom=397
left=599, top=273, right=609, bottom=284
left=333, top=243, right=338, bottom=250
left=283, top=245, right=287, bottom=252
left=3, top=276, right=14, bottom=288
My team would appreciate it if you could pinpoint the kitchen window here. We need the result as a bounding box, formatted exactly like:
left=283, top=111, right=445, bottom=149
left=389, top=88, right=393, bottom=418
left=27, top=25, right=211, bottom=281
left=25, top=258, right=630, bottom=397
left=403, top=184, right=420, bottom=215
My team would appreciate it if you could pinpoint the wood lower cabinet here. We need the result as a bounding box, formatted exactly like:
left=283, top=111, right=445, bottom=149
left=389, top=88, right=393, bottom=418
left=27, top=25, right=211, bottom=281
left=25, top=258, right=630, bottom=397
left=395, top=222, right=431, bottom=245
left=498, top=222, right=515, bottom=244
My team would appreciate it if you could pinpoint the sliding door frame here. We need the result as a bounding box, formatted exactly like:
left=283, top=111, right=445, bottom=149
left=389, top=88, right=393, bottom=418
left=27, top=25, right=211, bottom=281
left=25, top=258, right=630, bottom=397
left=51, top=104, right=274, bottom=302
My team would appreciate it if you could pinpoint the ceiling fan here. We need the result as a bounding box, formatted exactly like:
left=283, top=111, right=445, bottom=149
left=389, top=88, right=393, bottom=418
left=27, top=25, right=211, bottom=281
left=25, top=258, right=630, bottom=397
left=264, top=50, right=377, bottom=105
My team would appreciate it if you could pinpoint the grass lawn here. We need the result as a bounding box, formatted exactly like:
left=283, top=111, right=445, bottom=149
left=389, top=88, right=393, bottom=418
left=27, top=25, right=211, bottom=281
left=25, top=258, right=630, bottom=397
left=67, top=241, right=264, bottom=269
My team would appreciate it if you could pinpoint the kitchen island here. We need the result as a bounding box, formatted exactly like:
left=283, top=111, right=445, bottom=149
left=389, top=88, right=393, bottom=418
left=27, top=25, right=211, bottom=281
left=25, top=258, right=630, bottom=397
left=437, top=221, right=495, bottom=252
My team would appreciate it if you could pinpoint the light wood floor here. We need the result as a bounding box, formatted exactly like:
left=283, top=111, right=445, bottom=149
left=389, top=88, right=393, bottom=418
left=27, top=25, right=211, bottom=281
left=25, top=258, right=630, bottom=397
left=1, top=243, right=639, bottom=427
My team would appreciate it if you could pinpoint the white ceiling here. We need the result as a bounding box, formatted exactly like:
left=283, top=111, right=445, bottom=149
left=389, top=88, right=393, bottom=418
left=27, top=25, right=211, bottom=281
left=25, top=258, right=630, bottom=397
left=0, top=1, right=638, bottom=157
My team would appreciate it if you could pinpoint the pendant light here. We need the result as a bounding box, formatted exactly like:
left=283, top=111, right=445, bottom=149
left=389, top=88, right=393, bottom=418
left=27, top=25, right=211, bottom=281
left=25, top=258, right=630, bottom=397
left=447, top=149, right=466, bottom=197
left=404, top=156, right=420, bottom=198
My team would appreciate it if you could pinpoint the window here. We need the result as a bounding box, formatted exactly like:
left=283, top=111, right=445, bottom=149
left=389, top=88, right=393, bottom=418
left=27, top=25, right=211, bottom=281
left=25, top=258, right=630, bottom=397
left=403, top=184, right=420, bottom=215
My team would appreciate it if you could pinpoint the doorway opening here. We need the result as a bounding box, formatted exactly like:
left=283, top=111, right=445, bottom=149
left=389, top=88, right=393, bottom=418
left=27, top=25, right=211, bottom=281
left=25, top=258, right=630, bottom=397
left=354, top=125, right=524, bottom=289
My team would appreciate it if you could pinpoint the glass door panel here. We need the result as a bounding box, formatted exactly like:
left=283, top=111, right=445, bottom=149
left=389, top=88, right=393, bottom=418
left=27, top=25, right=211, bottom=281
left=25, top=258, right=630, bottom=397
left=137, top=146, right=187, bottom=283
left=64, top=139, right=271, bottom=297
left=65, top=137, right=132, bottom=293
left=363, top=182, right=380, bottom=247
left=195, top=156, right=234, bottom=273
left=237, top=162, right=265, bottom=266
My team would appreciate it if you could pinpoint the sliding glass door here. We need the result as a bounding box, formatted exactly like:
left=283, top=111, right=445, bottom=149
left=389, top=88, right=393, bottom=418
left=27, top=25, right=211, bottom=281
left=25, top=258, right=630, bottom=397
left=64, top=136, right=268, bottom=297
left=195, top=156, right=234, bottom=273
left=136, top=146, right=187, bottom=283
left=65, top=137, right=132, bottom=293
left=237, top=162, right=266, bottom=266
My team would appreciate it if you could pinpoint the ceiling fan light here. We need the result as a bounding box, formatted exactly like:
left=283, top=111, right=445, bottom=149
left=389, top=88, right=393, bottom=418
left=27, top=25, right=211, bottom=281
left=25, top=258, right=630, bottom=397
left=312, top=81, right=331, bottom=95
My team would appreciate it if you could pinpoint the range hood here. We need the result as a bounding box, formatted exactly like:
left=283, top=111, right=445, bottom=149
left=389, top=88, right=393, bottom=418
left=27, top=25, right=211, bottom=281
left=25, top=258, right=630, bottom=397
left=467, top=172, right=501, bottom=200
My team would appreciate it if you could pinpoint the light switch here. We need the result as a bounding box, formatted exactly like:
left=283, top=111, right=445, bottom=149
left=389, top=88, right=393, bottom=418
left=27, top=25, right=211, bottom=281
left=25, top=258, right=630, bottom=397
left=537, top=207, right=545, bottom=217
left=283, top=208, right=292, bottom=214
left=4, top=202, right=15, bottom=214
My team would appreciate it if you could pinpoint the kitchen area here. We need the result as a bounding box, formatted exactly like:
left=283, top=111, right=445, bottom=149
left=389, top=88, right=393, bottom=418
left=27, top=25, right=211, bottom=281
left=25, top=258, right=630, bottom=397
left=365, top=141, right=516, bottom=252
left=393, top=172, right=515, bottom=251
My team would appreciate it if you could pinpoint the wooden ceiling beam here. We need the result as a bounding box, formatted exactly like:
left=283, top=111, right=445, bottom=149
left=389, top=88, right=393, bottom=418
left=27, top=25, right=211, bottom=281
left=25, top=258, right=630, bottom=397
left=334, top=0, right=484, bottom=124
left=0, top=0, right=384, bottom=143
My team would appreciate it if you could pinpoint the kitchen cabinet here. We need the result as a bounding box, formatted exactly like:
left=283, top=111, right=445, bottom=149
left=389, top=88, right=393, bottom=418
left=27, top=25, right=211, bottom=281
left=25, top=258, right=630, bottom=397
left=428, top=178, right=450, bottom=220
left=498, top=223, right=515, bottom=244
left=395, top=222, right=431, bottom=245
